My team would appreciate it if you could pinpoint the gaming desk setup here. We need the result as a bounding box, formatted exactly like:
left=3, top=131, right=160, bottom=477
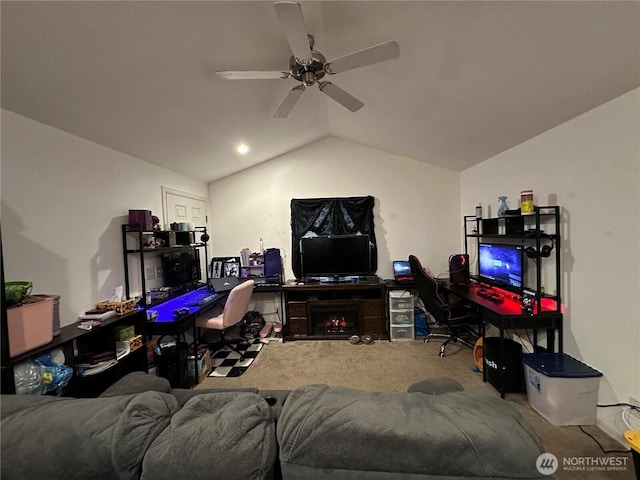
left=392, top=248, right=563, bottom=398
left=142, top=228, right=561, bottom=394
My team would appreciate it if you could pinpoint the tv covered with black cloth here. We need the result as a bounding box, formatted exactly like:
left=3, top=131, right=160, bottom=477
left=300, top=235, right=371, bottom=280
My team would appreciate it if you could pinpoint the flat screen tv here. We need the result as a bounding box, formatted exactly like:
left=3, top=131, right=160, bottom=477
left=300, top=234, right=371, bottom=280
left=162, top=250, right=202, bottom=287
left=478, top=243, right=523, bottom=293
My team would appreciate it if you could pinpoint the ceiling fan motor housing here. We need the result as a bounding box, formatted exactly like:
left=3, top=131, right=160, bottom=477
left=289, top=50, right=326, bottom=85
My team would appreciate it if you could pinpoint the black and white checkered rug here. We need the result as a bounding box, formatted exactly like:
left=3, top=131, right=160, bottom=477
left=208, top=338, right=265, bottom=377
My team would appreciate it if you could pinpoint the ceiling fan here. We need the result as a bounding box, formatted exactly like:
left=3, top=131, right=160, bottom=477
left=216, top=1, right=400, bottom=118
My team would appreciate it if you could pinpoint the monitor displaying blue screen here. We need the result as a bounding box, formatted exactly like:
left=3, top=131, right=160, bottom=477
left=478, top=243, right=523, bottom=293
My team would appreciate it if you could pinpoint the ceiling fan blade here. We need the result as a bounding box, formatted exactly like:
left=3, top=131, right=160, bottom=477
left=216, top=71, right=289, bottom=80
left=318, top=82, right=364, bottom=112
left=325, top=40, right=400, bottom=74
left=273, top=1, right=313, bottom=65
left=273, top=84, right=305, bottom=118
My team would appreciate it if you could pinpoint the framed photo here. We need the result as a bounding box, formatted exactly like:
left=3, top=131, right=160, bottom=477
left=223, top=257, right=241, bottom=278
left=210, top=258, right=226, bottom=278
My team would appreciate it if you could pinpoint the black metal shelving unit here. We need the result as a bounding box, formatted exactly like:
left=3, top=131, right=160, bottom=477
left=463, top=205, right=562, bottom=315
left=121, top=224, right=210, bottom=308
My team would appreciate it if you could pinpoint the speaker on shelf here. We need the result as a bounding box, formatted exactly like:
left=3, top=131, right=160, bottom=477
left=449, top=254, right=470, bottom=284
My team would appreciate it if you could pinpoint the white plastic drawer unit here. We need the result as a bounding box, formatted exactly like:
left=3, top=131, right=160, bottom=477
left=390, top=326, right=415, bottom=341
left=390, top=311, right=413, bottom=325
left=389, top=291, right=414, bottom=311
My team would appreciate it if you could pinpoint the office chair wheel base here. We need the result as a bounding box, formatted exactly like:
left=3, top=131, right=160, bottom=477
left=439, top=347, right=445, bottom=357
left=424, top=338, right=430, bottom=344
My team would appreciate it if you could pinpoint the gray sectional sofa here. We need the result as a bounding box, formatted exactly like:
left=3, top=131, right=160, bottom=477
left=1, top=373, right=552, bottom=479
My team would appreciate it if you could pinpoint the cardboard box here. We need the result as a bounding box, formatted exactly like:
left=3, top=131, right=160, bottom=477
left=187, top=347, right=212, bottom=382
left=522, top=353, right=602, bottom=426
left=95, top=299, right=135, bottom=315
left=7, top=296, right=54, bottom=357
left=115, top=324, right=136, bottom=341
left=126, top=334, right=143, bottom=352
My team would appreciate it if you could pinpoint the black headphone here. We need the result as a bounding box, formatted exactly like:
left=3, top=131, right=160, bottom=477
left=522, top=232, right=554, bottom=259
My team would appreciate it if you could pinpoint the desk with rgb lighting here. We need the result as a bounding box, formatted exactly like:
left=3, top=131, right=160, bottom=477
left=145, top=285, right=229, bottom=387
left=441, top=281, right=563, bottom=398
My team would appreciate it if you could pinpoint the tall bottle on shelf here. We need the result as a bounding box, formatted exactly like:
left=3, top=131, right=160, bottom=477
left=498, top=196, right=508, bottom=217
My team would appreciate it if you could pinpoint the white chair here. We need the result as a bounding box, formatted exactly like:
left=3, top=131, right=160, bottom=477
left=196, top=279, right=255, bottom=356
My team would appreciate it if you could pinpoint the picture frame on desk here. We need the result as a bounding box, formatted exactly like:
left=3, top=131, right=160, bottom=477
left=211, top=256, right=241, bottom=278
left=224, top=259, right=240, bottom=277
left=210, top=259, right=224, bottom=278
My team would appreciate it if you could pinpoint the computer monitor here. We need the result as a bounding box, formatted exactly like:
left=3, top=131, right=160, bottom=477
left=478, top=243, right=523, bottom=293
left=162, top=250, right=202, bottom=287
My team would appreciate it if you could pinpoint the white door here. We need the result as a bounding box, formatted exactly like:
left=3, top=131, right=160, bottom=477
left=162, top=187, right=208, bottom=228
left=162, top=187, right=210, bottom=280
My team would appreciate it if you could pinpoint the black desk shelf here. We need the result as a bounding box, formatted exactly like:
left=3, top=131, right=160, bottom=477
left=4, top=310, right=148, bottom=397
left=460, top=205, right=563, bottom=398
left=464, top=205, right=562, bottom=315
left=122, top=224, right=210, bottom=309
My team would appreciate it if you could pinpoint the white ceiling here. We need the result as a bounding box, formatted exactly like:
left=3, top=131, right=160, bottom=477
left=2, top=1, right=639, bottom=183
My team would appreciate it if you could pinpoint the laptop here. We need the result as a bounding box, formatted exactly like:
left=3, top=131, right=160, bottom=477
left=393, top=260, right=415, bottom=285
left=209, top=276, right=240, bottom=293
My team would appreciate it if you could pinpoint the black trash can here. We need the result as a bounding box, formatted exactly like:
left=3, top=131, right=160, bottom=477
left=483, top=337, right=525, bottom=393
left=153, top=335, right=188, bottom=388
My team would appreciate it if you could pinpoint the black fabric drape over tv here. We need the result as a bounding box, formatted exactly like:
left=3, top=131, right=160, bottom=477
left=290, top=196, right=377, bottom=278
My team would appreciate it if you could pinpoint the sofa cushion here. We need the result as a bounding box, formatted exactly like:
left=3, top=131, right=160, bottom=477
left=172, top=386, right=259, bottom=407
left=1, top=391, right=178, bottom=480
left=277, top=384, right=547, bottom=479
left=99, top=371, right=172, bottom=397
left=142, top=392, right=277, bottom=480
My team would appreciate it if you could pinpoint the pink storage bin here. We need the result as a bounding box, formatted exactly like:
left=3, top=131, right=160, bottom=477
left=7, top=296, right=54, bottom=357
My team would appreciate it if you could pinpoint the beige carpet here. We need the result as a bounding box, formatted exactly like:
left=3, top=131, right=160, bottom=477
left=197, top=339, right=635, bottom=480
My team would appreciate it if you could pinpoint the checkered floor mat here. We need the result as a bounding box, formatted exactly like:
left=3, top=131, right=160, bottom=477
left=208, top=338, right=265, bottom=377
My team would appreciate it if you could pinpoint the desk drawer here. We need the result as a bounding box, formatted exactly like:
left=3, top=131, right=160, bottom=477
left=287, top=318, right=308, bottom=336
left=287, top=302, right=307, bottom=318
left=362, top=299, right=382, bottom=316
left=362, top=317, right=385, bottom=335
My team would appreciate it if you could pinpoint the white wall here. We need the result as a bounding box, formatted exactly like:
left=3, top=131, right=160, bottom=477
left=207, top=136, right=461, bottom=282
left=1, top=110, right=209, bottom=326
left=460, top=88, right=640, bottom=439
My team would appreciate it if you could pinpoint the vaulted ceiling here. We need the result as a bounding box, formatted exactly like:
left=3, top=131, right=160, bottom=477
left=2, top=1, right=639, bottom=183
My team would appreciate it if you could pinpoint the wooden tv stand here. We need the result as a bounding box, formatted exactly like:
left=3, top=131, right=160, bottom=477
left=283, top=281, right=387, bottom=341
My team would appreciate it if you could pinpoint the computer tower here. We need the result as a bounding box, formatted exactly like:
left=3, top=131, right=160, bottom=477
left=449, top=254, right=470, bottom=284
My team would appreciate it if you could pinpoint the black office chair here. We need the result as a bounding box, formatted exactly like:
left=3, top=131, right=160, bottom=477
left=408, top=255, right=480, bottom=357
